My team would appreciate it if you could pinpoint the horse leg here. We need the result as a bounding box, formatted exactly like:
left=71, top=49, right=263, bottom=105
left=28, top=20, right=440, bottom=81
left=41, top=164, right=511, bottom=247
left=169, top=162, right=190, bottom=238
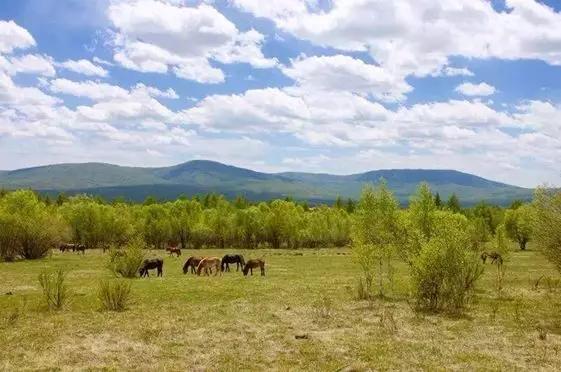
left=261, top=265, right=265, bottom=276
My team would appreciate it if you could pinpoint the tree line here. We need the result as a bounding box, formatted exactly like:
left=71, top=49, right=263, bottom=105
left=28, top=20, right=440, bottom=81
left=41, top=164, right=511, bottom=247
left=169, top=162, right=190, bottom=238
left=0, top=185, right=538, bottom=263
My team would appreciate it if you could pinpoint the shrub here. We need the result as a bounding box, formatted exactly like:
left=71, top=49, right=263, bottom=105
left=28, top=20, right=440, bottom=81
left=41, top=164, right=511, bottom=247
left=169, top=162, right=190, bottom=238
left=410, top=211, right=484, bottom=313
left=97, top=280, right=132, bottom=311
left=38, top=269, right=71, bottom=310
left=533, top=188, right=561, bottom=271
left=0, top=190, right=69, bottom=260
left=352, top=182, right=402, bottom=298
left=107, top=239, right=145, bottom=278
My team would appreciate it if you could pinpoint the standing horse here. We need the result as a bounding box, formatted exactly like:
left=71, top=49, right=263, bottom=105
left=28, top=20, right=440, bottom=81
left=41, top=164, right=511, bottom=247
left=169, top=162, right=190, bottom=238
left=243, top=259, right=265, bottom=276
left=183, top=256, right=203, bottom=274
left=139, top=258, right=164, bottom=277
left=196, top=257, right=221, bottom=276
left=166, top=245, right=182, bottom=257
left=221, top=254, right=245, bottom=272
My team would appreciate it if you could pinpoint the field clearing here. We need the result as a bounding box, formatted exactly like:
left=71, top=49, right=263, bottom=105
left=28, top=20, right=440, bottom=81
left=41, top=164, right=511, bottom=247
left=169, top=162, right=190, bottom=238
left=1, top=247, right=561, bottom=371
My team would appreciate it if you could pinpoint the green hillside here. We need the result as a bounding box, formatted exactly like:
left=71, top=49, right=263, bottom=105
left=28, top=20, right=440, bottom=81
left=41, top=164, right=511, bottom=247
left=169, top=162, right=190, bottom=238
left=0, top=160, right=533, bottom=205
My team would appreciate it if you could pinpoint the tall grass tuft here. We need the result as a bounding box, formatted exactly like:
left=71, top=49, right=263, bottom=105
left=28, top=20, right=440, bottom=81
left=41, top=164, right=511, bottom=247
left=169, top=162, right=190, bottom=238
left=38, top=268, right=71, bottom=310
left=107, top=239, right=145, bottom=278
left=97, top=280, right=132, bottom=311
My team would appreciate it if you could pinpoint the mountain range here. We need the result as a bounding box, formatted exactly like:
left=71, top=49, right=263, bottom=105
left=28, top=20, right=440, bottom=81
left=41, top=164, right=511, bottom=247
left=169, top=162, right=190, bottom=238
left=0, top=160, right=533, bottom=205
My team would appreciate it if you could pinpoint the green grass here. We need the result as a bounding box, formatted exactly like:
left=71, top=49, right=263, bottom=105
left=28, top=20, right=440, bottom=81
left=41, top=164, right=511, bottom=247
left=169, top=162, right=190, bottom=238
left=1, top=245, right=560, bottom=370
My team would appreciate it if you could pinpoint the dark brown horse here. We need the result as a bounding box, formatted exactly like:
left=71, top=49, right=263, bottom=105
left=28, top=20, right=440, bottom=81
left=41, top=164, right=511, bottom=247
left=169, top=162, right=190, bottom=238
left=221, top=254, right=245, bottom=272
left=74, top=244, right=86, bottom=254
left=59, top=243, right=85, bottom=253
left=481, top=251, right=503, bottom=265
left=139, top=258, right=163, bottom=277
left=243, top=259, right=265, bottom=276
left=166, top=245, right=181, bottom=257
left=183, top=256, right=203, bottom=274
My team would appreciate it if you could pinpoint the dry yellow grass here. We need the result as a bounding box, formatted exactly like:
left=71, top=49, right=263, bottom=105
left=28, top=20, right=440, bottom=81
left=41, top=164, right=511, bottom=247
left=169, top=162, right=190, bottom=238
left=1, top=246, right=560, bottom=370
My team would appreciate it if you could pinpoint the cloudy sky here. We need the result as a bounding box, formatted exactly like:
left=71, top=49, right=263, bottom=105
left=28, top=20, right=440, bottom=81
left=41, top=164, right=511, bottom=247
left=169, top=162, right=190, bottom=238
left=1, top=0, right=560, bottom=187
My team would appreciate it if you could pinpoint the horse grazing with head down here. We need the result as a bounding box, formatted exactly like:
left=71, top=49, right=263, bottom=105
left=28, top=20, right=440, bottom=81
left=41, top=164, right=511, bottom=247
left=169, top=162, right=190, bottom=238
left=481, top=251, right=503, bottom=265
left=196, top=257, right=221, bottom=276
left=139, top=258, right=164, bottom=277
left=243, top=259, right=265, bottom=276
left=183, top=256, right=203, bottom=274
left=221, top=254, right=245, bottom=272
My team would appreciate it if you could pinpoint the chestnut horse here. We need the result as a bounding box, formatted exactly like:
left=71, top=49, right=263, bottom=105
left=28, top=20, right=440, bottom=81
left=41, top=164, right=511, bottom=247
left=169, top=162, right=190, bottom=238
left=196, top=257, right=221, bottom=276
left=243, top=259, right=265, bottom=276
left=166, top=245, right=181, bottom=257
left=183, top=256, right=203, bottom=274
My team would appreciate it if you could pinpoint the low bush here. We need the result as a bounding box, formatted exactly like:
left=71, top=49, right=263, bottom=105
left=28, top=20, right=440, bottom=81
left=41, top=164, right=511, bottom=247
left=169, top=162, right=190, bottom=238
left=97, top=280, right=132, bottom=311
left=107, top=239, right=145, bottom=278
left=38, top=268, right=71, bottom=310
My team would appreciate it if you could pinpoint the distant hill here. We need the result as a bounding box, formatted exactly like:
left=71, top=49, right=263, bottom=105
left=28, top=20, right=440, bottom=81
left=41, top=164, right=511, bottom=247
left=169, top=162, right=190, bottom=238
left=0, top=160, right=533, bottom=205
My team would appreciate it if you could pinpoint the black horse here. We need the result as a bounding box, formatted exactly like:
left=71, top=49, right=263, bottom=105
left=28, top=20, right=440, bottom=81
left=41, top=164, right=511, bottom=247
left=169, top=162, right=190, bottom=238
left=221, top=254, right=245, bottom=272
left=139, top=258, right=163, bottom=277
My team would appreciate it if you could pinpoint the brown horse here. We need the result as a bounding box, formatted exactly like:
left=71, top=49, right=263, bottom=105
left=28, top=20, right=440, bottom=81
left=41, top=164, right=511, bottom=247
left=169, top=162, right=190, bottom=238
left=196, top=257, right=221, bottom=276
left=481, top=251, right=503, bottom=265
left=166, top=245, right=181, bottom=257
left=243, top=259, right=265, bottom=276
left=183, top=256, right=203, bottom=274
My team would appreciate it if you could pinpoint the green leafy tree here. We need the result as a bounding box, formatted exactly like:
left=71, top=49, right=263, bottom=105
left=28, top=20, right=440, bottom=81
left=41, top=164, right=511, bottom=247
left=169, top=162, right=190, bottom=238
left=532, top=188, right=561, bottom=271
left=143, top=204, right=172, bottom=248
left=446, top=193, right=461, bottom=213
left=352, top=182, right=401, bottom=298
left=434, top=192, right=442, bottom=209
left=169, top=199, right=202, bottom=248
left=409, top=183, right=437, bottom=240
left=504, top=204, right=533, bottom=250
left=334, top=196, right=345, bottom=209
left=0, top=190, right=68, bottom=260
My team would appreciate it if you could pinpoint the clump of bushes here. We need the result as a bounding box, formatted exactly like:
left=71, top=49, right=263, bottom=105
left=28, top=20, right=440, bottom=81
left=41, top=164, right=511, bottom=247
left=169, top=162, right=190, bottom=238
left=107, top=239, right=145, bottom=278
left=0, top=190, right=68, bottom=260
left=97, top=280, right=132, bottom=311
left=38, top=268, right=71, bottom=310
left=408, top=206, right=484, bottom=313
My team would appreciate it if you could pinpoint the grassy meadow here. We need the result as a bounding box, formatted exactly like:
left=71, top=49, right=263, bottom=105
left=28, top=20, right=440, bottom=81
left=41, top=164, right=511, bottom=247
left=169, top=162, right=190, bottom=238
left=1, top=245, right=561, bottom=371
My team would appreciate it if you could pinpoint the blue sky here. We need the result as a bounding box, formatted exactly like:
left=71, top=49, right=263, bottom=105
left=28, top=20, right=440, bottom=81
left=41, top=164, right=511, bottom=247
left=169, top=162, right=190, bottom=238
left=0, top=0, right=560, bottom=187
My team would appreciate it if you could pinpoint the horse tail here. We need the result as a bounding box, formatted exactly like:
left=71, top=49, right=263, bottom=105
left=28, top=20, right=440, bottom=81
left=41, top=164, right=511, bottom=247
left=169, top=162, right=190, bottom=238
left=220, top=258, right=225, bottom=272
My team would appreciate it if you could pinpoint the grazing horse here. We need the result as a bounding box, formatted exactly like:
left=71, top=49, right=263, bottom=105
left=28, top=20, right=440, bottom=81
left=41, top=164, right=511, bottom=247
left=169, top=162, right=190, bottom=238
left=58, top=243, right=76, bottom=252
left=481, top=251, right=503, bottom=265
left=243, top=259, right=265, bottom=276
left=139, top=258, right=164, bottom=277
left=182, top=256, right=203, bottom=274
left=166, top=245, right=182, bottom=257
left=196, top=257, right=221, bottom=276
left=74, top=244, right=86, bottom=254
left=221, top=254, right=245, bottom=272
